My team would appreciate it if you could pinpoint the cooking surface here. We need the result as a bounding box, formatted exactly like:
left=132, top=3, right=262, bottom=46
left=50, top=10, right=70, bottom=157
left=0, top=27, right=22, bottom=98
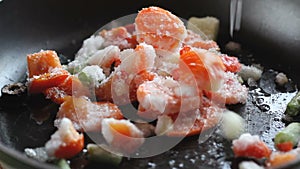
left=0, top=48, right=297, bottom=169
left=1, top=0, right=300, bottom=168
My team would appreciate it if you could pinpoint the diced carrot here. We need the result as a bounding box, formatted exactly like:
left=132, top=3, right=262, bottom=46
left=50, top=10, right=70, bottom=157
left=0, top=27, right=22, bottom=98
left=269, top=152, right=297, bottom=167
left=45, top=118, right=84, bottom=159
left=276, top=142, right=294, bottom=152
left=43, top=75, right=90, bottom=104
left=28, top=69, right=69, bottom=94
left=232, top=133, right=272, bottom=159
left=54, top=134, right=84, bottom=159
left=44, top=87, right=69, bottom=104
left=27, top=50, right=62, bottom=78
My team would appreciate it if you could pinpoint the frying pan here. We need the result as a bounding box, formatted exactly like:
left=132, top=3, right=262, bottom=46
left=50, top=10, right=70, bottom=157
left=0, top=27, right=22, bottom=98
left=0, top=0, right=300, bottom=168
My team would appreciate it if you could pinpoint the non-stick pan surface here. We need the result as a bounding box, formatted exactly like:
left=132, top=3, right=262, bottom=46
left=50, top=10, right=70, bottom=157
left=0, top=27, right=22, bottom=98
left=1, top=0, right=300, bottom=169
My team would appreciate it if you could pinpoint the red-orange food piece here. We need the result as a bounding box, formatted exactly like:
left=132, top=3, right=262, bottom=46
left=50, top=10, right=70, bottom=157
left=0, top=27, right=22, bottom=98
left=276, top=142, right=294, bottom=152
left=27, top=50, right=62, bottom=78
left=233, top=134, right=272, bottom=159
left=28, top=69, right=69, bottom=94
left=220, top=54, right=241, bottom=73
left=57, top=96, right=123, bottom=132
left=44, top=75, right=91, bottom=104
left=163, top=98, right=221, bottom=137
left=135, top=6, right=187, bottom=52
left=269, top=152, right=297, bottom=167
left=54, top=134, right=84, bottom=159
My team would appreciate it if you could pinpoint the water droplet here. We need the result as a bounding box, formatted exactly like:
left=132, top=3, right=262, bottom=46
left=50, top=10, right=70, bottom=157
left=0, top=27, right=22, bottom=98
left=189, top=159, right=195, bottom=164
left=169, top=160, right=175, bottom=166
left=147, top=162, right=156, bottom=169
left=178, top=163, right=184, bottom=168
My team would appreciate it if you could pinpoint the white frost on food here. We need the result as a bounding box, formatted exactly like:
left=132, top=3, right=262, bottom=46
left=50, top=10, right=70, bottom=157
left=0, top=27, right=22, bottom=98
left=154, top=50, right=179, bottom=76
left=81, top=65, right=106, bottom=87
left=275, top=72, right=289, bottom=86
left=238, top=64, right=263, bottom=81
left=239, top=161, right=264, bottom=169
left=101, top=118, right=145, bottom=154
left=24, top=147, right=49, bottom=162
left=155, top=115, right=174, bottom=135
left=232, top=133, right=261, bottom=151
left=75, top=35, right=104, bottom=62
left=214, top=72, right=248, bottom=104
left=87, top=45, right=120, bottom=76
left=120, top=43, right=156, bottom=75
left=45, top=118, right=81, bottom=157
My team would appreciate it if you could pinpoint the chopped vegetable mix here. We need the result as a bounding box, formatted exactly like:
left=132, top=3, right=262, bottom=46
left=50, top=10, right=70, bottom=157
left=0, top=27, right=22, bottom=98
left=10, top=5, right=299, bottom=169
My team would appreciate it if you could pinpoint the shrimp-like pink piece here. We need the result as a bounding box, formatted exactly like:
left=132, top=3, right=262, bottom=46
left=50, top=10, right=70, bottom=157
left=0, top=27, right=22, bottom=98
left=204, top=72, right=248, bottom=104
left=100, top=26, right=137, bottom=50
left=183, top=30, right=219, bottom=50
left=137, top=76, right=202, bottom=119
left=135, top=6, right=187, bottom=52
left=87, top=45, right=121, bottom=76
left=96, top=43, right=157, bottom=105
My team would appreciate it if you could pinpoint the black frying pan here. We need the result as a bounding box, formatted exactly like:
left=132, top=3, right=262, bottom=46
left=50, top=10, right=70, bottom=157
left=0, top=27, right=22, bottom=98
left=1, top=0, right=300, bottom=169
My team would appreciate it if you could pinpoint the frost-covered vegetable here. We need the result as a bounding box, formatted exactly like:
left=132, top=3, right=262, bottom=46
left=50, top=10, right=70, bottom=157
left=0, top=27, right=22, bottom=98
left=268, top=150, right=299, bottom=167
left=285, top=92, right=300, bottom=116
left=187, top=16, right=220, bottom=41
left=238, top=64, right=263, bottom=81
left=275, top=72, right=288, bottom=86
left=45, top=118, right=84, bottom=159
left=56, top=159, right=71, bottom=169
left=221, top=110, right=245, bottom=140
left=78, top=65, right=106, bottom=87
left=274, top=122, right=300, bottom=152
left=87, top=144, right=122, bottom=166
left=232, top=133, right=271, bottom=159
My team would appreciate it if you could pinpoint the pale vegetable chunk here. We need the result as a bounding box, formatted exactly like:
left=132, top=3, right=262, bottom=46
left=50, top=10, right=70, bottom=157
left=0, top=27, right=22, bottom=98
left=187, top=16, right=220, bottom=40
left=221, top=110, right=245, bottom=140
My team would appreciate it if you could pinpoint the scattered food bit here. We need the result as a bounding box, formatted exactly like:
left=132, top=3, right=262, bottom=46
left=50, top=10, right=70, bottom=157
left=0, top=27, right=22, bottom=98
left=221, top=110, right=245, bottom=140
left=238, top=161, right=264, bottom=169
left=134, top=122, right=155, bottom=137
left=225, top=41, right=242, bottom=53
left=45, top=118, right=84, bottom=159
left=155, top=115, right=174, bottom=136
left=268, top=150, right=298, bottom=167
left=24, top=147, right=49, bottom=162
left=274, top=122, right=300, bottom=152
left=275, top=72, right=289, bottom=86
left=56, top=159, right=71, bottom=169
left=238, top=64, right=263, bottom=81
left=101, top=118, right=145, bottom=154
left=187, top=16, right=220, bottom=41
left=87, top=144, right=122, bottom=166
left=285, top=92, right=300, bottom=116
left=55, top=96, right=123, bottom=132
left=1, top=82, right=26, bottom=96
left=232, top=133, right=271, bottom=159
left=78, top=65, right=106, bottom=87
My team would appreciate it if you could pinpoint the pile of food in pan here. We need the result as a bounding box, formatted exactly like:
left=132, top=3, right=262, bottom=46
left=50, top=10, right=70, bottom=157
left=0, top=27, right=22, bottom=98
left=2, top=6, right=300, bottom=169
